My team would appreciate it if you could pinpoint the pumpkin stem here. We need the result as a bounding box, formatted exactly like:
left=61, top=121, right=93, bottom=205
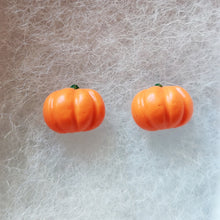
left=70, top=84, right=79, bottom=89
left=155, top=83, right=163, bottom=87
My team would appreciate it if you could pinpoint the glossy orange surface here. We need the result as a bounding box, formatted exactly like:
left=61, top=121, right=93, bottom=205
left=43, top=87, right=105, bottom=133
left=131, top=85, right=193, bottom=131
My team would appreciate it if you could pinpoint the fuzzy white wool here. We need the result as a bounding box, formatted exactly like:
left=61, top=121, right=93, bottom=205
left=0, top=0, right=220, bottom=219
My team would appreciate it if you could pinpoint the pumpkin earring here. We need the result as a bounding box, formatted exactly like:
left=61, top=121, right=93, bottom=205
left=131, top=83, right=193, bottom=131
left=43, top=84, right=105, bottom=133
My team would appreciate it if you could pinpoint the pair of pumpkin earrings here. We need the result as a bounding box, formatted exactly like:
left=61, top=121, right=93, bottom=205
left=43, top=84, right=193, bottom=133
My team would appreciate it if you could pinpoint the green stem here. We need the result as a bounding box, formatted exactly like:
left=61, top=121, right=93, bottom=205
left=155, top=83, right=163, bottom=87
left=70, top=84, right=79, bottom=89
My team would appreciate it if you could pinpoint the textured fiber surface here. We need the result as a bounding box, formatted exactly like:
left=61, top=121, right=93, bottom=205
left=0, top=0, right=220, bottom=219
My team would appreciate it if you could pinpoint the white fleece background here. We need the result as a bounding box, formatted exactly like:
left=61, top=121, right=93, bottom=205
left=0, top=0, right=220, bottom=220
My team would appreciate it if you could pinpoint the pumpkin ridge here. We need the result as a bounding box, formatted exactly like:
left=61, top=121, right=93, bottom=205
left=73, top=89, right=90, bottom=131
left=142, top=91, right=157, bottom=130
left=164, top=87, right=184, bottom=129
left=55, top=92, right=68, bottom=133
left=50, top=96, right=62, bottom=133
left=175, top=87, right=193, bottom=127
left=49, top=97, right=56, bottom=130
left=85, top=90, right=97, bottom=131
left=70, top=89, right=78, bottom=132
left=173, top=89, right=185, bottom=128
left=163, top=88, right=170, bottom=129
left=175, top=88, right=185, bottom=127
left=178, top=106, right=186, bottom=127
left=131, top=92, right=155, bottom=131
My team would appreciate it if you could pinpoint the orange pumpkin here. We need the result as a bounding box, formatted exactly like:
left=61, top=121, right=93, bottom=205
left=43, top=85, right=105, bottom=133
left=131, top=84, right=193, bottom=131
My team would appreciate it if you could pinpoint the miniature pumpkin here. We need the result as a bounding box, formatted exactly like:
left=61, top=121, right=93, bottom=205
left=43, top=85, right=105, bottom=133
left=131, top=84, right=193, bottom=131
